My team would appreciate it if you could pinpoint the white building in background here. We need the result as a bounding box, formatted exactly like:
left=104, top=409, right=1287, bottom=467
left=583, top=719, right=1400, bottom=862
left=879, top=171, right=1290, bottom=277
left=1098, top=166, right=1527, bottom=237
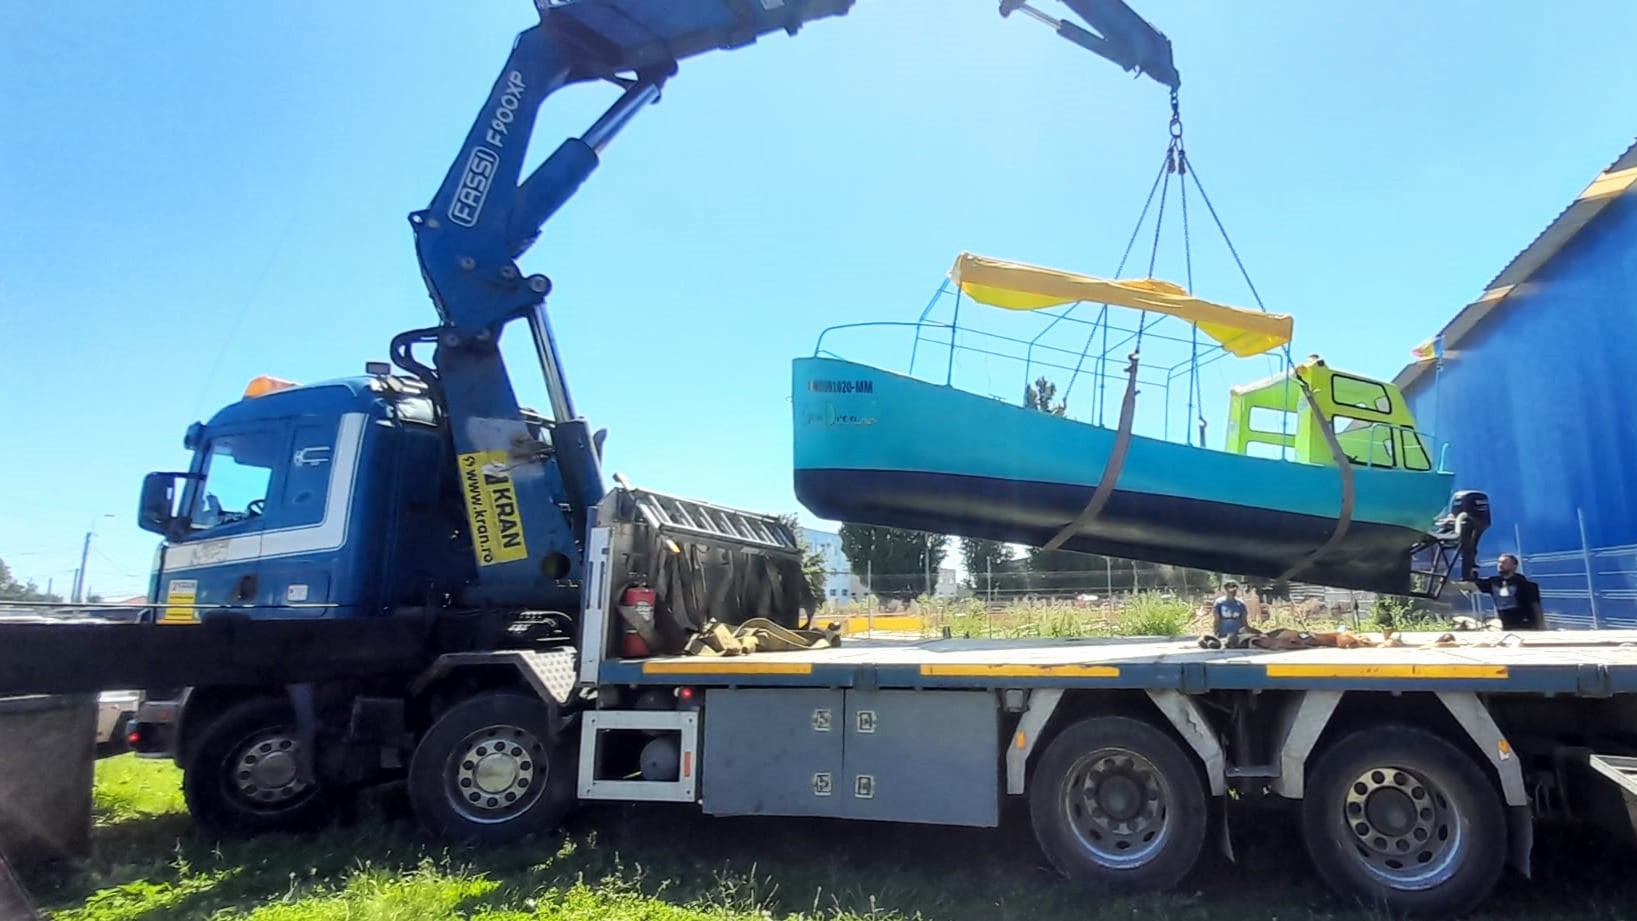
left=800, top=528, right=963, bottom=605
left=801, top=527, right=871, bottom=606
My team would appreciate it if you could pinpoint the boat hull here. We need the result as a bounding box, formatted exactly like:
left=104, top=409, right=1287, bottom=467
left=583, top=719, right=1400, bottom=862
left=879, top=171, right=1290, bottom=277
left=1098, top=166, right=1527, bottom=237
left=791, top=357, right=1454, bottom=596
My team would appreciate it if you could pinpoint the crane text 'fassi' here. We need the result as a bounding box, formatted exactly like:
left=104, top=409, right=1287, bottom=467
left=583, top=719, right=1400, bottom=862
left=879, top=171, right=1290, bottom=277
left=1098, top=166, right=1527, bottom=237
left=448, top=71, right=527, bottom=228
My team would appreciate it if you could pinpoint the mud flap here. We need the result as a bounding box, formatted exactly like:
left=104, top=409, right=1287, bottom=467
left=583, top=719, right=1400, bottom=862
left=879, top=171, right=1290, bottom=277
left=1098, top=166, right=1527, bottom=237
left=1509, top=805, right=1533, bottom=879
left=1218, top=795, right=1237, bottom=864
left=287, top=682, right=317, bottom=787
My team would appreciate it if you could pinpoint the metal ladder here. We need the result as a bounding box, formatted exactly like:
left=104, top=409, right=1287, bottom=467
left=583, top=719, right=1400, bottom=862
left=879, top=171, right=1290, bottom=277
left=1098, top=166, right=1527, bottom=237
left=619, top=481, right=800, bottom=553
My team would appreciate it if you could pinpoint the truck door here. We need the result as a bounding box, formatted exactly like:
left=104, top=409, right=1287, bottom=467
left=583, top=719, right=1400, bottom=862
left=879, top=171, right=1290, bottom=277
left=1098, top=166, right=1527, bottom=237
left=156, top=424, right=286, bottom=623
left=253, top=418, right=351, bottom=619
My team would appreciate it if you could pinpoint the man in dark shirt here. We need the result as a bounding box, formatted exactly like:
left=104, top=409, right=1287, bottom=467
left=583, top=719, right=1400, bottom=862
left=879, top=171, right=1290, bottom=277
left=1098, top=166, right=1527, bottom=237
left=1212, top=581, right=1250, bottom=637
left=1472, top=553, right=1544, bottom=630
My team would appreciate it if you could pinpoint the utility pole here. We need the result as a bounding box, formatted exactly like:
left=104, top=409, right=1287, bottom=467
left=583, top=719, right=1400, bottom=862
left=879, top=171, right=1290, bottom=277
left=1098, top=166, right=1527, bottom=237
left=71, top=514, right=115, bottom=604
left=72, top=532, right=92, bottom=604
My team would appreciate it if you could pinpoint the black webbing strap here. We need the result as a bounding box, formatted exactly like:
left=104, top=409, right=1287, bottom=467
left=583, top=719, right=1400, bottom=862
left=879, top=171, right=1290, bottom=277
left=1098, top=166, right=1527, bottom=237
left=1043, top=352, right=1141, bottom=552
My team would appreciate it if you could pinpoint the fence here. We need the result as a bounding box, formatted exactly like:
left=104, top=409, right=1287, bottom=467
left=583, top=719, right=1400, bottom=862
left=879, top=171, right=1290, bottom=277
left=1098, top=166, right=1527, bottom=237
left=820, top=564, right=1226, bottom=609
left=1490, top=517, right=1637, bottom=629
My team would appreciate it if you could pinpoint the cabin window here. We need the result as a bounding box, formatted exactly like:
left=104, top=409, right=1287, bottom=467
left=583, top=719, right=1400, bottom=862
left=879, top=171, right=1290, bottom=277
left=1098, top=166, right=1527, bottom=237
left=191, top=431, right=277, bottom=531
left=1398, top=429, right=1433, bottom=472
left=1330, top=374, right=1394, bottom=416
left=1332, top=416, right=1396, bottom=468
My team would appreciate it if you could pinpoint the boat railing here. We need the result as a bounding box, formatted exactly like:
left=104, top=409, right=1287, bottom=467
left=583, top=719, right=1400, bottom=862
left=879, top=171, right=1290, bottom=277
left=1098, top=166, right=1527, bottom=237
left=811, top=309, right=1249, bottom=436
left=1331, top=419, right=1444, bottom=474
left=808, top=305, right=1450, bottom=472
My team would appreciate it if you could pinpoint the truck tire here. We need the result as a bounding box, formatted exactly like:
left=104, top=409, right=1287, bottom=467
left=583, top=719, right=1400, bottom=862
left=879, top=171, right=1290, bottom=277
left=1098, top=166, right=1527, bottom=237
left=407, top=690, right=576, bottom=846
left=1301, top=723, right=1505, bottom=918
left=1028, top=715, right=1208, bottom=891
left=182, top=696, right=336, bottom=838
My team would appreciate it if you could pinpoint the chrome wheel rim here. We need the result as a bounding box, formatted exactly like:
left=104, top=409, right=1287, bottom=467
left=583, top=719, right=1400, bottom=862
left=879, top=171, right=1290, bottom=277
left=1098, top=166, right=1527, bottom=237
left=447, top=723, right=547, bottom=824
left=230, top=728, right=313, bottom=809
left=1060, top=748, right=1173, bottom=869
left=1340, top=765, right=1466, bottom=890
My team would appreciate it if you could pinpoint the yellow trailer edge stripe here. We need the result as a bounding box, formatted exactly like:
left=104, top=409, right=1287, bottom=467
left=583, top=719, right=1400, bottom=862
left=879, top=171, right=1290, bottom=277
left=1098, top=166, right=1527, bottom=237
left=920, top=664, right=1120, bottom=678
left=640, top=660, right=814, bottom=675
left=1264, top=664, right=1510, bottom=680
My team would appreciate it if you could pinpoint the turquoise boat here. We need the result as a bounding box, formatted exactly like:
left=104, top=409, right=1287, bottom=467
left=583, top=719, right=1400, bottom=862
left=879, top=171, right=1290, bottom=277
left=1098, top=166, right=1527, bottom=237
left=791, top=252, right=1475, bottom=597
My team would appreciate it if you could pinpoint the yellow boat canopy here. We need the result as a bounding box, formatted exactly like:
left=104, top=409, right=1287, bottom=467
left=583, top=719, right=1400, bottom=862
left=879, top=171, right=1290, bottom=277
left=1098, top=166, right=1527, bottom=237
left=947, top=252, right=1294, bottom=358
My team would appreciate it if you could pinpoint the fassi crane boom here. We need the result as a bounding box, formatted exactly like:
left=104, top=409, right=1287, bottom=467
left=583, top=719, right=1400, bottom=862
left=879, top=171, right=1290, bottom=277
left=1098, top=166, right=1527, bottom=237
left=388, top=0, right=1181, bottom=612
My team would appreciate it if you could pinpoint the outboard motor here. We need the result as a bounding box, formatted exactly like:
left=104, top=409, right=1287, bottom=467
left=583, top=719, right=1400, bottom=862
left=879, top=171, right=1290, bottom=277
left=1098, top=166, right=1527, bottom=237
left=1443, top=490, right=1491, bottom=581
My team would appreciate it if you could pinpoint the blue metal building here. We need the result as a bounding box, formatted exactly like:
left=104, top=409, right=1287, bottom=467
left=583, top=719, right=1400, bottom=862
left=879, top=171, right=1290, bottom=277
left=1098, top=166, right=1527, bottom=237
left=1395, top=139, right=1637, bottom=627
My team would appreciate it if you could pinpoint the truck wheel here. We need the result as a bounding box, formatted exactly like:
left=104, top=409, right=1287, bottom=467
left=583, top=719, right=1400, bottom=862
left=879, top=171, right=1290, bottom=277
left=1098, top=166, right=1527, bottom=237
left=1301, top=724, right=1505, bottom=918
left=182, top=697, right=336, bottom=838
left=1028, top=715, right=1208, bottom=891
left=407, top=691, right=575, bottom=846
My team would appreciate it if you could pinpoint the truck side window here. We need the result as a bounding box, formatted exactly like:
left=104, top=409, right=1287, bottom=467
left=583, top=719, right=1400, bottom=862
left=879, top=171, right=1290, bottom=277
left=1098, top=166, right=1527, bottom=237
left=191, top=433, right=277, bottom=531
left=281, top=423, right=336, bottom=528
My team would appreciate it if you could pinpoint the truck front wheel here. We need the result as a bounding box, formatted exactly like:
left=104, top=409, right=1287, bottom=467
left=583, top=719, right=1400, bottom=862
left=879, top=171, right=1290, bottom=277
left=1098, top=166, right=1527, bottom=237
left=407, top=690, right=576, bottom=846
left=182, top=696, right=336, bottom=838
left=1301, top=724, right=1505, bottom=918
left=1028, top=715, right=1209, bottom=891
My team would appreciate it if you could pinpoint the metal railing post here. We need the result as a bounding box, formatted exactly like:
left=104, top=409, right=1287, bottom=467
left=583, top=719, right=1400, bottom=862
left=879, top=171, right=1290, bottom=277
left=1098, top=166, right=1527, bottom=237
left=1578, top=507, right=1601, bottom=628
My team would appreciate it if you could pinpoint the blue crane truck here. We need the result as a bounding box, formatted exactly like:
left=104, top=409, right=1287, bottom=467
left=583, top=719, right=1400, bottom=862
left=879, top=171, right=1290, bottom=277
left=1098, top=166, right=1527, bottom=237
left=8, top=3, right=1637, bottom=919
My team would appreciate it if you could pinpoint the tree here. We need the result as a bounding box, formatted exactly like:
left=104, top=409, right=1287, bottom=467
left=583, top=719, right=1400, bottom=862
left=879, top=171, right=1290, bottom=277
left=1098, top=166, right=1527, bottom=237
left=778, top=514, right=828, bottom=603
left=0, top=557, right=62, bottom=603
left=837, top=522, right=949, bottom=601
left=1024, top=375, right=1067, bottom=416
left=960, top=537, right=1012, bottom=594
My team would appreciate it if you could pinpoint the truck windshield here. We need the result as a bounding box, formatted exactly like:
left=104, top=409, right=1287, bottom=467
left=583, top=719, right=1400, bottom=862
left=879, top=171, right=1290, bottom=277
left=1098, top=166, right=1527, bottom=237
left=192, top=432, right=276, bottom=531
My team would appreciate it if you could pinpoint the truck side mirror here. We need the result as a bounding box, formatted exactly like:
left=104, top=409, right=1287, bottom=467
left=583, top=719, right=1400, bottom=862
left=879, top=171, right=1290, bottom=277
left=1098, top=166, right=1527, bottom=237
left=138, top=472, right=189, bottom=537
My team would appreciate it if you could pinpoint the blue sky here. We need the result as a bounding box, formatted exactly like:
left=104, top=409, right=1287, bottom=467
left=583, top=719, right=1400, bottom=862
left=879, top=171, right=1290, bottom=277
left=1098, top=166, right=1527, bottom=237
left=2, top=0, right=1635, bottom=597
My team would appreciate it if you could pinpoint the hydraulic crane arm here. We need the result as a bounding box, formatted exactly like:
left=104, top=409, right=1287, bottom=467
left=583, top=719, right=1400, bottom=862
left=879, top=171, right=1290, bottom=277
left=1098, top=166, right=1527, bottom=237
left=396, top=0, right=1180, bottom=608
left=1003, top=0, right=1179, bottom=89
left=413, top=0, right=858, bottom=337
left=398, top=1, right=856, bottom=607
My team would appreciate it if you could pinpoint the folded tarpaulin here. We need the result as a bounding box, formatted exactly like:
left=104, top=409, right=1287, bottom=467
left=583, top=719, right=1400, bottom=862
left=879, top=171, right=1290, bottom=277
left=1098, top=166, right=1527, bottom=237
left=948, top=251, right=1294, bottom=358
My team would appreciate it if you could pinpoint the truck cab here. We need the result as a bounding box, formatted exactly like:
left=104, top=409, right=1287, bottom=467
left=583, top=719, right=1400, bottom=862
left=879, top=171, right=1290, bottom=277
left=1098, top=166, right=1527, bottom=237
left=135, top=368, right=518, bottom=625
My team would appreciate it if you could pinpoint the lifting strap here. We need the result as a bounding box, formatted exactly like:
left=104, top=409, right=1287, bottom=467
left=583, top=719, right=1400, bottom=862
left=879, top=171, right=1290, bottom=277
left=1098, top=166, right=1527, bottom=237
left=1276, top=375, right=1356, bottom=584
left=1042, top=350, right=1140, bottom=552
left=683, top=617, right=843, bottom=657
left=647, top=537, right=818, bottom=654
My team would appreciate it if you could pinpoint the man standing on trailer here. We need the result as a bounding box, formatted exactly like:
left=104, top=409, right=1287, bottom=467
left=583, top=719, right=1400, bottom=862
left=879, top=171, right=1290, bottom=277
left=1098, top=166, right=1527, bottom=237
left=1473, top=553, right=1544, bottom=630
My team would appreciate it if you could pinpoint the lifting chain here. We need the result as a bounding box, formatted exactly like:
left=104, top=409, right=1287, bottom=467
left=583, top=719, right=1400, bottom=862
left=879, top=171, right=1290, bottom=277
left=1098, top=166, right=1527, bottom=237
left=1167, top=88, right=1188, bottom=176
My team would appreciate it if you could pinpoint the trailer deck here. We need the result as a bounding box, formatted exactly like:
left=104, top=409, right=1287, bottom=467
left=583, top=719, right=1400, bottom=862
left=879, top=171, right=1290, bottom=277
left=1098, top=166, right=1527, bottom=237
left=600, top=629, right=1637, bottom=696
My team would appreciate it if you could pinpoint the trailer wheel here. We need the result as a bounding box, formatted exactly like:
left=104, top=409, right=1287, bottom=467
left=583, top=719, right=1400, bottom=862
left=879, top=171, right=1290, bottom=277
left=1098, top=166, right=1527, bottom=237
left=407, top=690, right=575, bottom=846
left=182, top=697, right=336, bottom=838
left=1028, top=715, right=1208, bottom=891
left=1301, top=724, right=1505, bottom=918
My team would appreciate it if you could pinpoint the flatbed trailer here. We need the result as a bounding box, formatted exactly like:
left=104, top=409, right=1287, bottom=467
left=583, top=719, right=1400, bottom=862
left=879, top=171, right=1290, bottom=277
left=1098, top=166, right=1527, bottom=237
left=433, top=521, right=1637, bottom=920
left=567, top=628, right=1637, bottom=919
left=6, top=492, right=1635, bottom=921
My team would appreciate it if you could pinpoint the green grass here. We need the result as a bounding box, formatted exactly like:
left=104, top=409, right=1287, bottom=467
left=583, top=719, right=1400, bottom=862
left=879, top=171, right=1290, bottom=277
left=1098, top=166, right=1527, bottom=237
left=19, top=755, right=1637, bottom=921
left=876, top=591, right=1465, bottom=643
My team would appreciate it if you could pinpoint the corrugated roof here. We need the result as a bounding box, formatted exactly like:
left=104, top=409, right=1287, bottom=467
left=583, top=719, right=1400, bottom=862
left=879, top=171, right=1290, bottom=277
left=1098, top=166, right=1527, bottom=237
left=1393, top=136, right=1637, bottom=396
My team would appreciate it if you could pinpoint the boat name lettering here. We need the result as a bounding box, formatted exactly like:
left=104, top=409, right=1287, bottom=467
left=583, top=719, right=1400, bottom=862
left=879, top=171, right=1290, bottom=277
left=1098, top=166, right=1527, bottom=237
left=806, top=406, right=876, bottom=427
left=808, top=378, right=873, bottom=394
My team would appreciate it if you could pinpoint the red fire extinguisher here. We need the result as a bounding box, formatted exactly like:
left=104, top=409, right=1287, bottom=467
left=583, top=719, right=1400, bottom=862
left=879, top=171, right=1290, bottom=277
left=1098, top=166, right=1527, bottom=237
left=619, top=583, right=655, bottom=658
